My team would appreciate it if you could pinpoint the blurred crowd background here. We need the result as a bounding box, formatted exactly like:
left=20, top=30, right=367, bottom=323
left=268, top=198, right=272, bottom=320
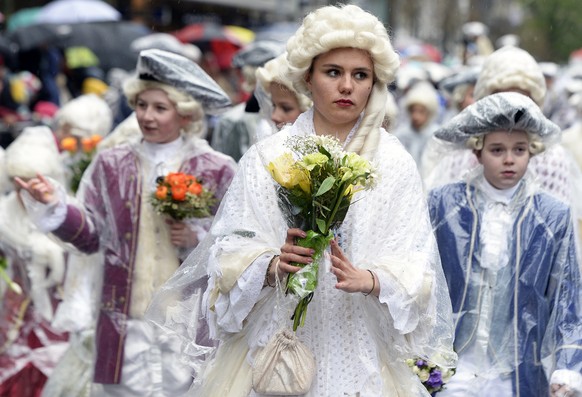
left=0, top=0, right=582, bottom=149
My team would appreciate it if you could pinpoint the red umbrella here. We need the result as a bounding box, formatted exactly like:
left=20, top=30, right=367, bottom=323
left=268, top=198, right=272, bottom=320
left=173, top=22, right=243, bottom=47
left=173, top=22, right=243, bottom=69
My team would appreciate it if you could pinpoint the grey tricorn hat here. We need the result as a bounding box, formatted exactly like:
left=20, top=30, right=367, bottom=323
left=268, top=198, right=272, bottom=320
left=435, top=92, right=560, bottom=146
left=136, top=48, right=231, bottom=114
left=439, top=67, right=480, bottom=94
left=231, top=40, right=286, bottom=68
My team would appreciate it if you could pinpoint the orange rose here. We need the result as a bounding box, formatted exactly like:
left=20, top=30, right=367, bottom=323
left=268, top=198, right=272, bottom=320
left=155, top=185, right=168, bottom=200
left=166, top=172, right=187, bottom=187
left=91, top=134, right=102, bottom=145
left=60, top=136, right=78, bottom=152
left=171, top=185, right=187, bottom=201
left=188, top=182, right=203, bottom=195
left=81, top=137, right=93, bottom=153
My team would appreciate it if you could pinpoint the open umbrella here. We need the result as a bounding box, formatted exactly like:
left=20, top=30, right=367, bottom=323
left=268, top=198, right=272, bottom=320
left=35, top=0, right=121, bottom=25
left=173, top=22, right=243, bottom=69
left=7, top=23, right=68, bottom=51
left=173, top=22, right=242, bottom=47
left=253, top=21, right=299, bottom=43
left=0, top=33, right=18, bottom=68
left=59, top=21, right=150, bottom=71
left=6, top=7, right=42, bottom=32
left=224, top=25, right=255, bottom=45
left=9, top=21, right=150, bottom=72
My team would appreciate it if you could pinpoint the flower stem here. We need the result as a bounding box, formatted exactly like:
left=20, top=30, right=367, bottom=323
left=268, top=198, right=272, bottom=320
left=325, top=180, right=349, bottom=232
left=0, top=266, right=22, bottom=295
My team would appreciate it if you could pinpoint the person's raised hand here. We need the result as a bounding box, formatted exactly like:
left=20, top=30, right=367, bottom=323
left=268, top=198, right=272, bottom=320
left=14, top=173, right=56, bottom=204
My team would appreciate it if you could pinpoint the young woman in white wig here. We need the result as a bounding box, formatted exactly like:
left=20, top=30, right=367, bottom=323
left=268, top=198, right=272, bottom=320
left=148, top=5, right=456, bottom=397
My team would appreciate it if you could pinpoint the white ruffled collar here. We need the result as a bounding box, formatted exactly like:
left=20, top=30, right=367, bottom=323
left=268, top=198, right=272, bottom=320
left=478, top=177, right=520, bottom=205
left=141, top=136, right=184, bottom=165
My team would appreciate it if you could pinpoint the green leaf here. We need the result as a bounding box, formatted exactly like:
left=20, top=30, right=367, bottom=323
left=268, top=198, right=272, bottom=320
left=315, top=176, right=335, bottom=197
left=316, top=218, right=327, bottom=234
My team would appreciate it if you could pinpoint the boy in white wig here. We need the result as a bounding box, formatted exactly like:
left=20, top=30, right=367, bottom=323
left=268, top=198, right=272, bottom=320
left=0, top=126, right=69, bottom=396
left=424, top=46, right=582, bottom=230
left=428, top=92, right=582, bottom=397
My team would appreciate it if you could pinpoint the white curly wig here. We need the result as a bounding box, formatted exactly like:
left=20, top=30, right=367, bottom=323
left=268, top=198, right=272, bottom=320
left=474, top=46, right=546, bottom=106
left=286, top=4, right=399, bottom=93
left=256, top=53, right=313, bottom=112
left=123, top=79, right=206, bottom=136
left=55, top=94, right=113, bottom=138
left=285, top=4, right=400, bottom=157
left=404, top=81, right=440, bottom=121
left=5, top=126, right=65, bottom=183
left=465, top=134, right=546, bottom=156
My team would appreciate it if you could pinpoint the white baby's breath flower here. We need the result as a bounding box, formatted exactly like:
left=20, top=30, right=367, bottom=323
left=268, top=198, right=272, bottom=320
left=418, top=369, right=430, bottom=382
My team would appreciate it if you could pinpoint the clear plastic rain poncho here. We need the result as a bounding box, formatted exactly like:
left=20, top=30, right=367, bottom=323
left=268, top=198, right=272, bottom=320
left=20, top=49, right=237, bottom=390
left=427, top=92, right=582, bottom=396
left=147, top=109, right=457, bottom=397
left=0, top=127, right=69, bottom=395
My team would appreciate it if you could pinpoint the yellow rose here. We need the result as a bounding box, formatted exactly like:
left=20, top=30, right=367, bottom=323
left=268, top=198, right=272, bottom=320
left=267, top=153, right=311, bottom=194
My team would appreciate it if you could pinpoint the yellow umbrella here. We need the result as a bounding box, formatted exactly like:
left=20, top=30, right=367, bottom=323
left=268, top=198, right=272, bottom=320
left=224, top=25, right=255, bottom=45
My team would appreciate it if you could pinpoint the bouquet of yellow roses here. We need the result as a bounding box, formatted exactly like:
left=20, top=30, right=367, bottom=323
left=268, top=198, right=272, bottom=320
left=151, top=172, right=217, bottom=221
left=267, top=135, right=376, bottom=331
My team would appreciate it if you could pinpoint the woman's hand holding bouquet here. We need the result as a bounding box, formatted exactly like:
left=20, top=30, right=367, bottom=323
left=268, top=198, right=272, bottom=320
left=267, top=135, right=376, bottom=331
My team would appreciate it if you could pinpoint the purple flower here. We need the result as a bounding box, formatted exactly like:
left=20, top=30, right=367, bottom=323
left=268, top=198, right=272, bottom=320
left=425, top=369, right=443, bottom=389
left=416, top=359, right=427, bottom=367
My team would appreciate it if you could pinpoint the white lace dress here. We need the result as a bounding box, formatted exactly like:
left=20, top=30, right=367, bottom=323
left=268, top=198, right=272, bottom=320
left=148, top=110, right=457, bottom=397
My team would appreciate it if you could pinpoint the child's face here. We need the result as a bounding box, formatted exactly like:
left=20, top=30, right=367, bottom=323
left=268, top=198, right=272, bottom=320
left=269, top=82, right=302, bottom=130
left=476, top=130, right=531, bottom=190
left=135, top=88, right=190, bottom=144
left=409, top=104, right=430, bottom=131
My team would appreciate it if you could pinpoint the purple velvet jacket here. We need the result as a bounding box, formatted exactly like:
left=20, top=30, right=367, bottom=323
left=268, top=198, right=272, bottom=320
left=52, top=141, right=236, bottom=384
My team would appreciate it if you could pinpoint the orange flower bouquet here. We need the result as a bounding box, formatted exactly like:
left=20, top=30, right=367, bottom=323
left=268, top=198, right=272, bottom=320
left=151, top=172, right=217, bottom=221
left=60, top=134, right=103, bottom=193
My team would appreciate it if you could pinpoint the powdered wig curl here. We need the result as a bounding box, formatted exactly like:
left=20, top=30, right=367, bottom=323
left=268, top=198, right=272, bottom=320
left=474, top=46, right=546, bottom=106
left=123, top=78, right=206, bottom=136
left=466, top=133, right=546, bottom=156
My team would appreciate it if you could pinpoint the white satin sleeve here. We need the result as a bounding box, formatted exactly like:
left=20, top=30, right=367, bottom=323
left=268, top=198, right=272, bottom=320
left=213, top=253, right=273, bottom=333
